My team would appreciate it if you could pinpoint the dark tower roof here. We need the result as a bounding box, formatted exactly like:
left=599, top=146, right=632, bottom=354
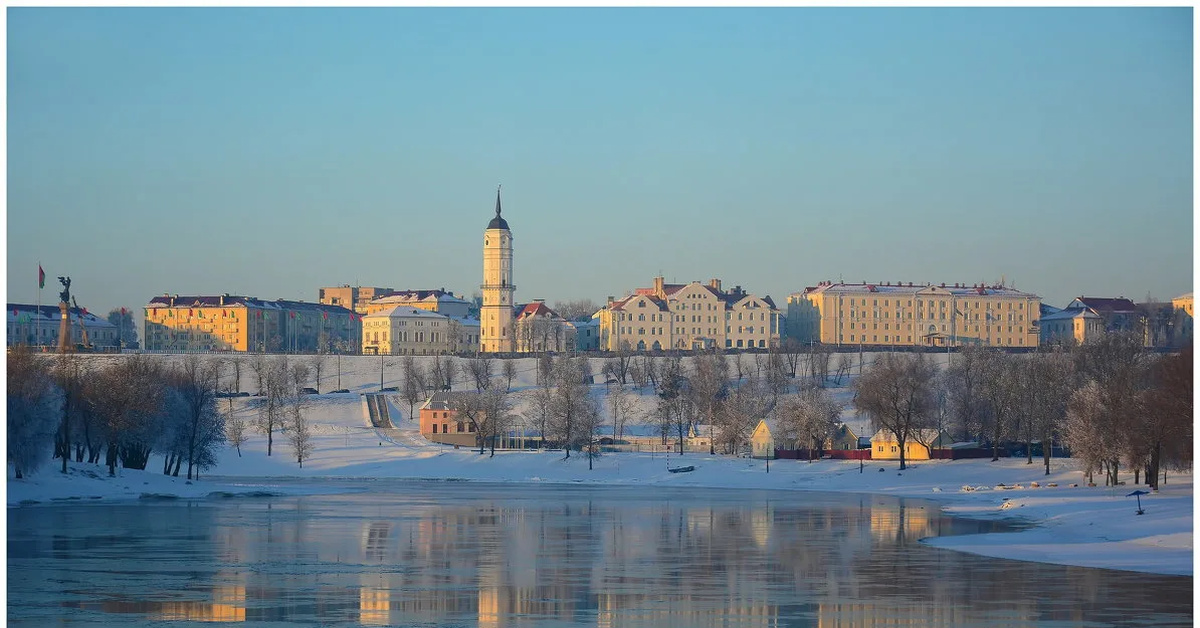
left=487, top=185, right=510, bottom=231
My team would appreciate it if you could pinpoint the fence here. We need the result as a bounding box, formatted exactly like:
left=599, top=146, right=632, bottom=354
left=775, top=449, right=871, bottom=460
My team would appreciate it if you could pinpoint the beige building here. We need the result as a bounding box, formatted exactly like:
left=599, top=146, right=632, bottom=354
left=481, top=188, right=515, bottom=353
left=788, top=281, right=1041, bottom=348
left=599, top=277, right=781, bottom=352
left=361, top=306, right=479, bottom=356
left=319, top=286, right=395, bottom=314
left=364, top=289, right=471, bottom=318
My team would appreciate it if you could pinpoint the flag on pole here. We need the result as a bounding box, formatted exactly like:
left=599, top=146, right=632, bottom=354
left=38, top=265, right=44, bottom=289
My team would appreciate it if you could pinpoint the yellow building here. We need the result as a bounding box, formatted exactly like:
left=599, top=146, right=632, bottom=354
left=481, top=188, right=515, bottom=353
left=788, top=281, right=1041, bottom=348
left=599, top=277, right=781, bottom=352
left=144, top=294, right=359, bottom=353
left=869, top=428, right=951, bottom=461
left=318, top=285, right=394, bottom=314
left=361, top=306, right=480, bottom=356
left=1172, top=293, right=1193, bottom=346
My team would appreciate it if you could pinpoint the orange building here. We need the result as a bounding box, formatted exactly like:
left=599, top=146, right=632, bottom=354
left=418, top=392, right=477, bottom=447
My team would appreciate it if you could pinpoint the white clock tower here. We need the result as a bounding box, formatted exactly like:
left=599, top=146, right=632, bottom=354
left=481, top=186, right=514, bottom=353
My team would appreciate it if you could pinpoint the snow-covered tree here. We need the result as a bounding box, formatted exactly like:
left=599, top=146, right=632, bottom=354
left=7, top=348, right=63, bottom=478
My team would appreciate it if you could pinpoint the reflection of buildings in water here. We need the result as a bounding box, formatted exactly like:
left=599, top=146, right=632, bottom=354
left=817, top=600, right=972, bottom=628
left=359, top=585, right=389, bottom=626
left=154, top=584, right=247, bottom=622
left=363, top=521, right=391, bottom=562
left=869, top=501, right=933, bottom=543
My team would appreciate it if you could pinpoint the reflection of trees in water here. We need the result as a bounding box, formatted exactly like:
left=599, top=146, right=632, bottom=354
left=11, top=490, right=1193, bottom=627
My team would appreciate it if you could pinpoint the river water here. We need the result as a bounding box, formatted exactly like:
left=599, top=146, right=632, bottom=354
left=7, top=482, right=1193, bottom=627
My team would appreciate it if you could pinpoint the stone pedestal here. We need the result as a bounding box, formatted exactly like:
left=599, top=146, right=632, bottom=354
left=57, top=302, right=71, bottom=353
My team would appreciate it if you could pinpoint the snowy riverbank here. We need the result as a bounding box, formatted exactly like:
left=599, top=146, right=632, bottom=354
left=8, top=392, right=1192, bottom=577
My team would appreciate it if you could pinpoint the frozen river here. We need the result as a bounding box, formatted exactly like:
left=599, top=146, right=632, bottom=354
left=7, top=482, right=1193, bottom=627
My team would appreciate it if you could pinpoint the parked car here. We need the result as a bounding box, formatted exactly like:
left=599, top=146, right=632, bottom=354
left=300, top=387, right=318, bottom=395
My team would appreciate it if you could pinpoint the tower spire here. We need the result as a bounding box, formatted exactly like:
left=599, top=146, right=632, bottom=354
left=495, top=185, right=502, bottom=217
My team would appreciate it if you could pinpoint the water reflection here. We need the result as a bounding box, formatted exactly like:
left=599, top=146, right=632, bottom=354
left=7, top=485, right=1192, bottom=627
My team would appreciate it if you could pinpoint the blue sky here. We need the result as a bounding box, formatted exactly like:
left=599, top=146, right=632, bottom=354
left=7, top=8, right=1193, bottom=321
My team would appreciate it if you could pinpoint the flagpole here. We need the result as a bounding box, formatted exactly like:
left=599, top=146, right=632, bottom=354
left=36, top=262, right=41, bottom=352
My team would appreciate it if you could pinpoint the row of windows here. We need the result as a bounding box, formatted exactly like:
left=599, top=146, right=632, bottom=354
left=842, top=334, right=1028, bottom=346
left=840, top=297, right=1028, bottom=310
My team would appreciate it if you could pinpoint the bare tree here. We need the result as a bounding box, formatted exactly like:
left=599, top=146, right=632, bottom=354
left=656, top=357, right=692, bottom=455
left=1023, top=350, right=1075, bottom=475
left=549, top=357, right=593, bottom=459
left=977, top=351, right=1023, bottom=461
left=832, top=354, right=852, bottom=386
left=808, top=344, right=832, bottom=387
left=523, top=382, right=554, bottom=450
left=255, top=356, right=291, bottom=457
left=173, top=355, right=223, bottom=480
left=1143, top=346, right=1193, bottom=488
left=91, top=356, right=169, bottom=475
left=226, top=398, right=248, bottom=457
left=609, top=342, right=633, bottom=384
left=289, top=390, right=313, bottom=468
left=608, top=385, right=637, bottom=442
left=780, top=338, right=804, bottom=378
left=249, top=354, right=269, bottom=396
left=229, top=356, right=243, bottom=394
left=402, top=355, right=424, bottom=419
left=308, top=354, right=327, bottom=394
left=1069, top=332, right=1151, bottom=485
left=853, top=353, right=938, bottom=470
left=578, top=392, right=604, bottom=469
left=8, top=348, right=63, bottom=478
left=689, top=350, right=729, bottom=454
left=552, top=299, right=600, bottom=322
left=480, top=387, right=513, bottom=457
left=501, top=359, right=517, bottom=392
left=732, top=352, right=746, bottom=382
left=467, top=356, right=494, bottom=392
left=946, top=345, right=989, bottom=443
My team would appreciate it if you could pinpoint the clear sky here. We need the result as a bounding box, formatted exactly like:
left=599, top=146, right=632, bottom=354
left=6, top=8, right=1194, bottom=322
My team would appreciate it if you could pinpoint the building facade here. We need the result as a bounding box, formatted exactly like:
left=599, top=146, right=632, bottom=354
left=7, top=304, right=120, bottom=350
left=1171, top=293, right=1193, bottom=346
left=418, top=392, right=478, bottom=447
left=788, top=281, right=1041, bottom=348
left=481, top=188, right=515, bottom=353
left=598, top=277, right=781, bottom=352
left=145, top=294, right=359, bottom=353
left=361, top=306, right=479, bottom=355
left=318, top=286, right=395, bottom=315
left=1038, top=304, right=1104, bottom=346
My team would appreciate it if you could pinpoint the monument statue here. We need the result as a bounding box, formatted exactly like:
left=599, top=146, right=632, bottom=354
left=58, top=276, right=71, bottom=305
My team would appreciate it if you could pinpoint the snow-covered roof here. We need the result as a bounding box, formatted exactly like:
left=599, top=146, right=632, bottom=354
left=803, top=281, right=1039, bottom=300
left=8, top=304, right=116, bottom=328
left=364, top=306, right=448, bottom=320
left=1040, top=307, right=1101, bottom=322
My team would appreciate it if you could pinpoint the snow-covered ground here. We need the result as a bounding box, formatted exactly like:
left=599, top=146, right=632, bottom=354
left=7, top=353, right=1193, bottom=577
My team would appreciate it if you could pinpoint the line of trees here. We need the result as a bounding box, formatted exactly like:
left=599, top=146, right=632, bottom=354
left=852, top=334, right=1192, bottom=486
left=7, top=350, right=229, bottom=480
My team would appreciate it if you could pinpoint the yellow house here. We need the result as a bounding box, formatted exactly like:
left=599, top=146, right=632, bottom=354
left=828, top=423, right=860, bottom=451
left=749, top=419, right=777, bottom=459
left=145, top=294, right=360, bottom=353
left=870, top=429, right=951, bottom=461
left=318, top=285, right=395, bottom=315
left=787, top=281, right=1041, bottom=348
left=363, top=289, right=472, bottom=318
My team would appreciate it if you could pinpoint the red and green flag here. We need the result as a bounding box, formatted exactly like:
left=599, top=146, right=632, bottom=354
left=38, top=265, right=44, bottom=289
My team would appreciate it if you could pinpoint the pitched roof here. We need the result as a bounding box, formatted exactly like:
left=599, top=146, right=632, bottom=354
left=420, top=391, right=470, bottom=411
left=370, top=289, right=466, bottom=305
left=146, top=295, right=352, bottom=314
left=364, top=306, right=447, bottom=320
left=514, top=301, right=564, bottom=321
left=1072, top=296, right=1138, bottom=313
left=803, top=282, right=1039, bottom=299
left=1040, top=306, right=1101, bottom=322
left=7, top=303, right=116, bottom=327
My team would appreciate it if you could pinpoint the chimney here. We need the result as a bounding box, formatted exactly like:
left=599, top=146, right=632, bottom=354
left=709, top=278, right=722, bottom=292
left=607, top=296, right=615, bottom=306
left=169, top=296, right=176, bottom=306
left=653, top=276, right=664, bottom=296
